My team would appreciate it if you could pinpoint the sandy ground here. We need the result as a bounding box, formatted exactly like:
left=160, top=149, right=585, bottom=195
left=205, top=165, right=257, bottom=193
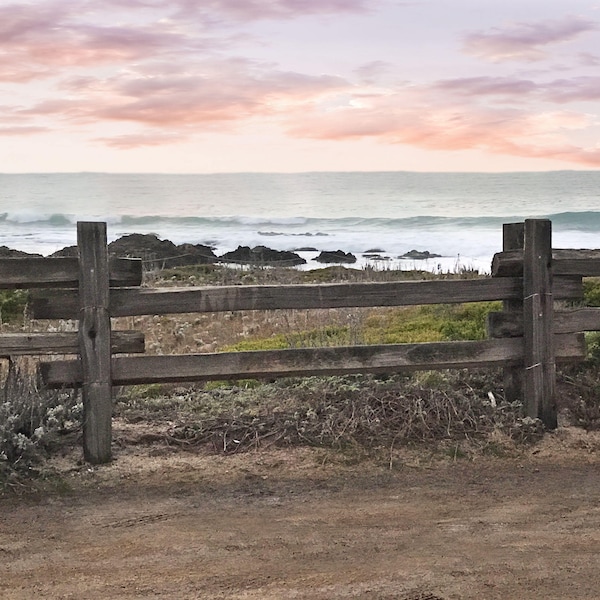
left=2, top=425, right=600, bottom=600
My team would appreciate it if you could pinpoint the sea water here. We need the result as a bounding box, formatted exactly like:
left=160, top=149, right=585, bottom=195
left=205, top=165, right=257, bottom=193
left=0, top=171, right=599, bottom=273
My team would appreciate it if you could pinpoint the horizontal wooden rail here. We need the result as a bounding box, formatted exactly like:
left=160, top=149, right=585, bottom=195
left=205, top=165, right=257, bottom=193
left=0, top=331, right=144, bottom=357
left=0, top=256, right=142, bottom=289
left=492, top=249, right=600, bottom=277
left=40, top=333, right=585, bottom=387
left=28, top=276, right=583, bottom=319
left=488, top=307, right=600, bottom=337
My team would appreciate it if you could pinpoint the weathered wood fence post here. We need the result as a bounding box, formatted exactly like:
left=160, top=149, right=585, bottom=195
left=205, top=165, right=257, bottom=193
left=77, top=222, right=113, bottom=463
left=523, top=219, right=557, bottom=429
left=502, top=222, right=525, bottom=403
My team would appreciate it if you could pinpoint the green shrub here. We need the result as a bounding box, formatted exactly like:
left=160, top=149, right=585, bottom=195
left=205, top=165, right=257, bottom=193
left=584, top=332, right=600, bottom=364
left=224, top=301, right=502, bottom=352
left=0, top=290, right=28, bottom=325
left=583, top=278, right=600, bottom=306
left=438, top=302, right=501, bottom=341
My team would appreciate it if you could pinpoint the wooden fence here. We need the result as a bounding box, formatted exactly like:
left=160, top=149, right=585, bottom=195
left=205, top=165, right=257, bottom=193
left=1, top=219, right=599, bottom=464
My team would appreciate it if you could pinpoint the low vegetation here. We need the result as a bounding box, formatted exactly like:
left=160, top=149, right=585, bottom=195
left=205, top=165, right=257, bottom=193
left=2, top=267, right=600, bottom=489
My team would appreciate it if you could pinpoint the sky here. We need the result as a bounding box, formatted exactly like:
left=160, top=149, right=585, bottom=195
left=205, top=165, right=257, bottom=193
left=1, top=0, right=600, bottom=173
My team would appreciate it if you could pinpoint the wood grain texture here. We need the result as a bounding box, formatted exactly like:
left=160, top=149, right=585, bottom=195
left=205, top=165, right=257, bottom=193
left=0, top=256, right=141, bottom=289
left=0, top=330, right=144, bottom=356
left=492, top=248, right=600, bottom=277
left=39, top=334, right=585, bottom=387
left=501, top=223, right=525, bottom=403
left=522, top=219, right=556, bottom=428
left=29, top=278, right=525, bottom=320
left=488, top=307, right=600, bottom=337
left=28, top=275, right=583, bottom=320
left=77, top=222, right=113, bottom=464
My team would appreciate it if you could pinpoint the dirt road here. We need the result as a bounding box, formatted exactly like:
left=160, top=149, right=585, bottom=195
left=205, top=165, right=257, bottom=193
left=2, top=427, right=600, bottom=599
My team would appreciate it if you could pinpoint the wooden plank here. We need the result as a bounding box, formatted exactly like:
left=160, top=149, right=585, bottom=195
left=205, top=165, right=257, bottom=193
left=489, top=307, right=600, bottom=337
left=29, top=275, right=583, bottom=320
left=39, top=334, right=586, bottom=387
left=31, top=278, right=525, bottom=320
left=0, top=256, right=142, bottom=289
left=109, top=278, right=526, bottom=315
left=523, top=219, right=556, bottom=429
left=0, top=330, right=144, bottom=357
left=493, top=248, right=600, bottom=277
left=77, top=222, right=113, bottom=464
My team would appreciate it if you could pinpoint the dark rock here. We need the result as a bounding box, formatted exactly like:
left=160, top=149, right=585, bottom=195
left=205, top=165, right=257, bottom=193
left=0, top=246, right=42, bottom=258
left=363, top=254, right=390, bottom=261
left=176, top=243, right=218, bottom=265
left=400, top=249, right=442, bottom=260
left=220, top=245, right=306, bottom=266
left=107, top=234, right=217, bottom=268
left=293, top=247, right=318, bottom=252
left=108, top=233, right=177, bottom=258
left=50, top=245, right=78, bottom=258
left=315, top=250, right=357, bottom=264
left=364, top=248, right=385, bottom=253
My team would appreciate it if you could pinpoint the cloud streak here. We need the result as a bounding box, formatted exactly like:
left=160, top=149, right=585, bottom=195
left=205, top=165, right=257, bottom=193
left=102, top=0, right=374, bottom=22
left=462, top=15, right=598, bottom=62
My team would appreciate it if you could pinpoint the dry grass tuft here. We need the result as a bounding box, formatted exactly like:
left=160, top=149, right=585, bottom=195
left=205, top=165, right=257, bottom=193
left=117, top=371, right=544, bottom=458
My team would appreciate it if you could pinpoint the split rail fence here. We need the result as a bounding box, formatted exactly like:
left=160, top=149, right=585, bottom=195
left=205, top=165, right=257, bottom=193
left=1, top=220, right=600, bottom=464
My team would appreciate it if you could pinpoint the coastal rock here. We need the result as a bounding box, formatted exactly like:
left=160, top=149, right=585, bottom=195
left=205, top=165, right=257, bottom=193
left=176, top=243, right=218, bottom=265
left=400, top=249, right=442, bottom=260
left=0, top=246, right=42, bottom=258
left=363, top=253, right=390, bottom=261
left=50, top=246, right=78, bottom=258
left=107, top=234, right=217, bottom=268
left=108, top=233, right=177, bottom=259
left=220, top=245, right=306, bottom=266
left=315, top=250, right=357, bottom=264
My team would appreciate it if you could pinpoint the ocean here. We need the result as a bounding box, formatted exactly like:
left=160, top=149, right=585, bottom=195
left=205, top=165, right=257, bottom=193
left=1, top=171, right=599, bottom=273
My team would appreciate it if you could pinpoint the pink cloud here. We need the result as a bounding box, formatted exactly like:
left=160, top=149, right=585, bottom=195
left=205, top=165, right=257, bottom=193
left=434, top=76, right=537, bottom=97
left=0, top=125, right=48, bottom=135
left=0, top=2, right=204, bottom=82
left=432, top=74, right=600, bottom=106
left=16, top=58, right=350, bottom=137
left=95, top=131, right=189, bottom=149
left=542, top=76, right=600, bottom=103
left=96, top=60, right=348, bottom=125
left=284, top=86, right=600, bottom=167
left=0, top=0, right=377, bottom=85
left=462, top=16, right=598, bottom=62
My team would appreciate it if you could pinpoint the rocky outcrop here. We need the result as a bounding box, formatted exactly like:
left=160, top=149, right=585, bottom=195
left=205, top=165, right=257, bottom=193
left=314, top=250, right=357, bottom=264
left=219, top=245, right=306, bottom=266
left=176, top=243, right=219, bottom=265
left=107, top=234, right=217, bottom=268
left=50, top=246, right=78, bottom=258
left=400, top=249, right=442, bottom=260
left=0, top=246, right=42, bottom=258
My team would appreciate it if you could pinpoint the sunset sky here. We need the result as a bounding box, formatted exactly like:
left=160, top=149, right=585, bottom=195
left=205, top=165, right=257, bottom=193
left=2, top=0, right=600, bottom=173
